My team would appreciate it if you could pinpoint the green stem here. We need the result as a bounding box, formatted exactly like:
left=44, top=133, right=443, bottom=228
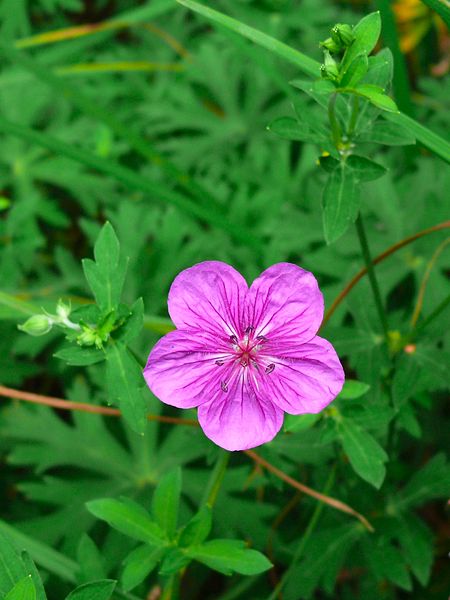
left=354, top=214, right=389, bottom=337
left=202, top=450, right=231, bottom=508
left=161, top=573, right=180, bottom=600
left=328, top=93, right=342, bottom=148
left=347, top=95, right=360, bottom=137
left=266, top=467, right=336, bottom=600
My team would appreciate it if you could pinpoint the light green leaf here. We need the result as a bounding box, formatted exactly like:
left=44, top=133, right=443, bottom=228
left=353, top=84, right=398, bottom=112
left=5, top=577, right=36, bottom=600
left=339, top=380, right=370, bottom=400
left=65, top=580, right=116, bottom=600
left=121, top=546, right=164, bottom=592
left=339, top=419, right=388, bottom=488
left=86, top=498, right=166, bottom=545
left=340, top=52, right=368, bottom=88
left=322, top=162, right=359, bottom=244
left=341, top=12, right=381, bottom=72
left=283, top=414, right=319, bottom=432
left=151, top=468, right=182, bottom=539
left=187, top=540, right=272, bottom=576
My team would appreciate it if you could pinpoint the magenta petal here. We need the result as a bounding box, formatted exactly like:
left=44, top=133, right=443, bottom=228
left=197, top=380, right=283, bottom=451
left=143, top=329, right=228, bottom=409
left=246, top=263, right=324, bottom=343
left=261, top=336, right=344, bottom=415
left=168, top=261, right=248, bottom=335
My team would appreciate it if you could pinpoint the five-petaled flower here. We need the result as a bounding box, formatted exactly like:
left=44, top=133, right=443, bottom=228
left=143, top=262, right=344, bottom=451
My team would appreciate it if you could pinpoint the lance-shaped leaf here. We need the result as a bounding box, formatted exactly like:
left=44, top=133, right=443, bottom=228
left=186, top=540, right=272, bottom=576
left=5, top=577, right=36, bottom=600
left=322, top=162, right=359, bottom=244
left=151, top=467, right=182, bottom=539
left=341, top=12, right=381, bottom=72
left=65, top=580, right=116, bottom=600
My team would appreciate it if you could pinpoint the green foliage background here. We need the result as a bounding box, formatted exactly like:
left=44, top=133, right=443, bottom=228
left=0, top=1, right=449, bottom=599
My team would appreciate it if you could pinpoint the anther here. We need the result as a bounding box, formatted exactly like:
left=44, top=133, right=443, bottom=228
left=215, top=359, right=224, bottom=366
left=245, top=326, right=254, bottom=335
left=240, top=359, right=248, bottom=367
left=256, top=335, right=268, bottom=343
left=265, top=363, right=275, bottom=374
left=221, top=381, right=228, bottom=393
left=229, top=335, right=238, bottom=345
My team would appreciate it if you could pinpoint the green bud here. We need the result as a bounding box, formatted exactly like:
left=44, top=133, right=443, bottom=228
left=18, top=314, right=53, bottom=336
left=77, top=326, right=98, bottom=347
left=319, top=37, right=341, bottom=54
left=321, top=51, right=339, bottom=81
left=56, top=298, right=71, bottom=320
left=331, top=23, right=354, bottom=48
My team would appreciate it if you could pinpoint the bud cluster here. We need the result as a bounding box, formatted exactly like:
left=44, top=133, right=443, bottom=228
left=320, top=23, right=355, bottom=81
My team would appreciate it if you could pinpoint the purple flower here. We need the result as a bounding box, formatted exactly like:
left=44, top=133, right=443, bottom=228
left=143, top=262, right=344, bottom=451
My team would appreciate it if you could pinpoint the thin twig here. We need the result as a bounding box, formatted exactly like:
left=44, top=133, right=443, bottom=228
left=322, top=220, right=450, bottom=328
left=0, top=384, right=373, bottom=531
left=410, top=237, right=450, bottom=328
left=244, top=450, right=374, bottom=532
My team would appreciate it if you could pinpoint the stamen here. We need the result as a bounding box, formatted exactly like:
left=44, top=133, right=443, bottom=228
left=245, top=325, right=255, bottom=335
left=221, top=381, right=228, bottom=393
left=240, top=358, right=248, bottom=367
left=256, top=335, right=268, bottom=343
left=265, top=363, right=275, bottom=374
left=229, top=334, right=238, bottom=345
left=215, top=359, right=224, bottom=366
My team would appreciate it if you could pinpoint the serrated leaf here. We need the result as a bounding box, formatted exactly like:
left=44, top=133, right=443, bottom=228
left=151, top=468, right=181, bottom=539
left=86, top=498, right=166, bottom=545
left=65, top=580, right=116, bottom=600
left=339, top=380, right=370, bottom=400
left=322, top=162, right=359, bottom=244
left=106, top=342, right=147, bottom=434
left=5, top=577, right=36, bottom=600
left=179, top=506, right=212, bottom=548
left=339, top=419, right=388, bottom=488
left=121, top=546, right=164, bottom=592
left=186, top=540, right=272, bottom=576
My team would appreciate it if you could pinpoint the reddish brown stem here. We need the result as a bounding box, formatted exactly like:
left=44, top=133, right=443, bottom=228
left=322, top=220, right=450, bottom=328
left=244, top=450, right=374, bottom=532
left=0, top=384, right=373, bottom=531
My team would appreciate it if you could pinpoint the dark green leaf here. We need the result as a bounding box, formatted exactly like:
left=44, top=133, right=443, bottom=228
left=151, top=468, right=182, bottom=539
left=158, top=548, right=190, bottom=576
left=179, top=507, right=212, bottom=548
left=358, top=120, right=416, bottom=146
left=53, top=345, right=106, bottom=367
left=347, top=155, right=387, bottom=181
left=396, top=454, right=450, bottom=509
left=339, top=419, right=388, bottom=488
left=322, top=162, right=359, bottom=244
left=65, top=580, right=116, bottom=600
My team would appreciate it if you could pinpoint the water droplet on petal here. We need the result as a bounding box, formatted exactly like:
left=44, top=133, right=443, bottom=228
left=265, top=363, right=275, bottom=374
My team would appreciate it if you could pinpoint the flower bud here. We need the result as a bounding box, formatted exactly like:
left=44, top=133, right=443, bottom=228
left=319, top=37, right=341, bottom=53
left=331, top=24, right=354, bottom=48
left=56, top=298, right=71, bottom=320
left=18, top=314, right=53, bottom=336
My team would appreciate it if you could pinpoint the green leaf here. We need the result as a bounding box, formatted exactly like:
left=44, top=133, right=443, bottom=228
left=420, top=0, right=450, bottom=28
left=353, top=84, right=398, bottom=112
left=5, top=577, right=36, bottom=600
left=53, top=345, right=106, bottom=367
left=396, top=514, right=434, bottom=586
left=339, top=380, right=370, bottom=400
left=346, top=155, right=387, bottom=181
left=395, top=453, right=450, bottom=509
left=82, top=223, right=127, bottom=314
left=341, top=12, right=381, bottom=72
left=268, top=117, right=321, bottom=143
left=339, top=419, right=388, bottom=488
left=20, top=555, right=46, bottom=600
left=106, top=342, right=148, bottom=434
left=358, top=120, right=416, bottom=146
left=86, top=498, right=166, bottom=546
left=158, top=548, right=191, bottom=576
left=186, top=540, right=272, bottom=576
left=65, top=581, right=116, bottom=600
left=151, top=468, right=182, bottom=539
left=76, top=536, right=106, bottom=585
left=179, top=507, right=212, bottom=548
left=283, top=414, right=319, bottom=432
left=114, top=298, right=144, bottom=344
left=121, top=546, right=164, bottom=592
left=340, top=52, right=368, bottom=88
left=322, top=162, right=359, bottom=244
